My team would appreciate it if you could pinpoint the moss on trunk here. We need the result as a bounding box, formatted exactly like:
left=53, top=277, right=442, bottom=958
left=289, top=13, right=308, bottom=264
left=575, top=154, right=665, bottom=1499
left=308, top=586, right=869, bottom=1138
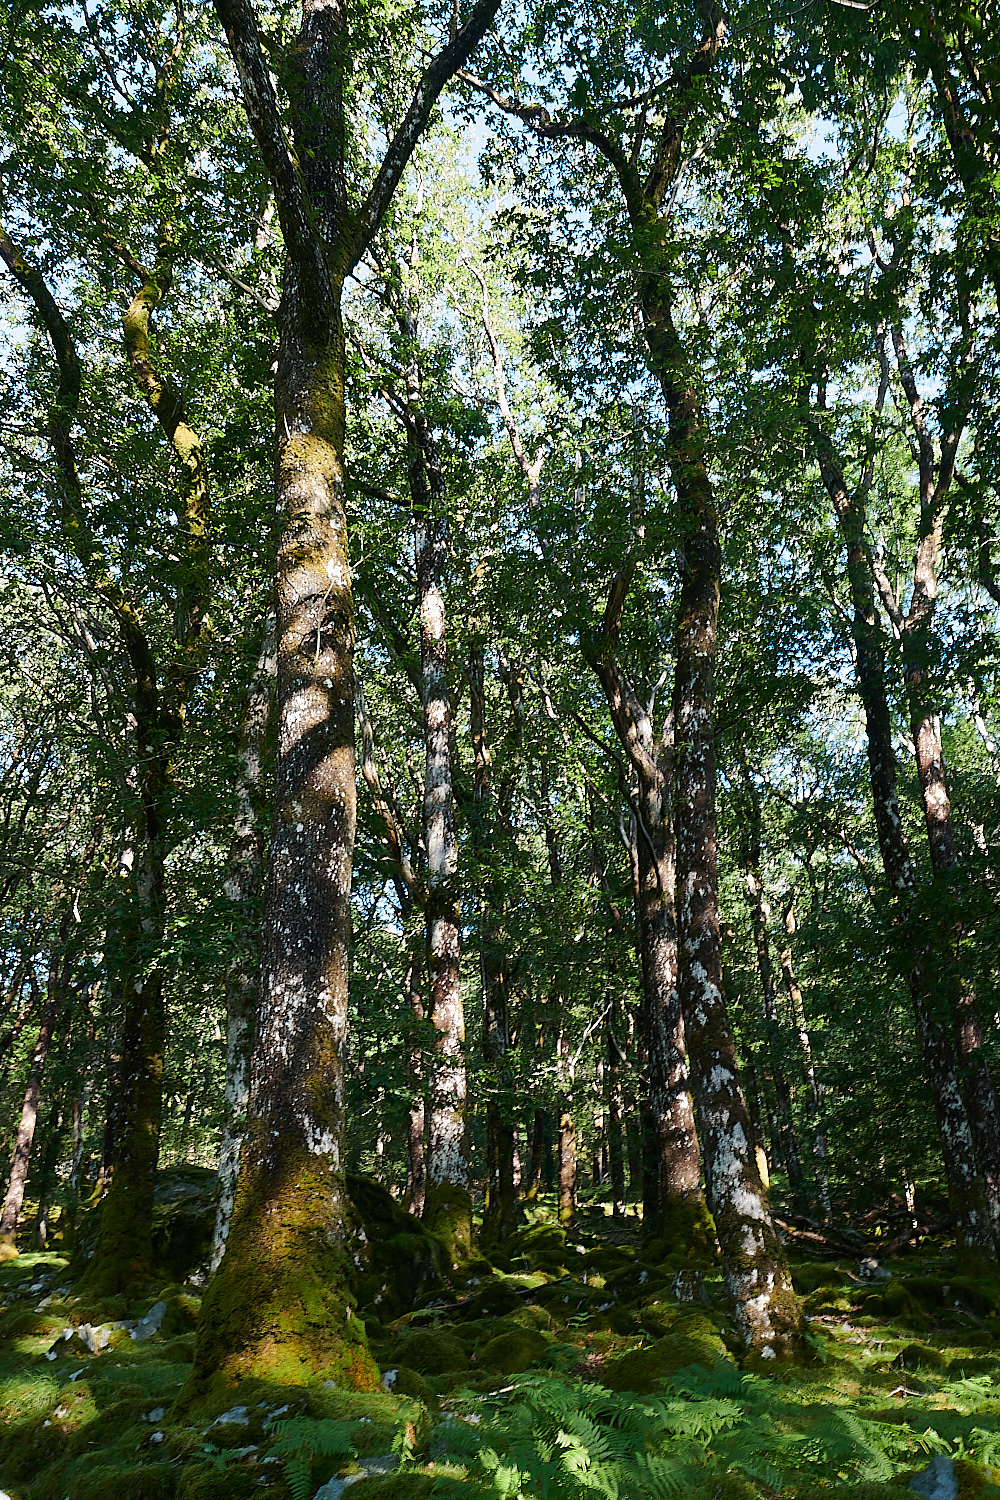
left=180, top=1137, right=377, bottom=1406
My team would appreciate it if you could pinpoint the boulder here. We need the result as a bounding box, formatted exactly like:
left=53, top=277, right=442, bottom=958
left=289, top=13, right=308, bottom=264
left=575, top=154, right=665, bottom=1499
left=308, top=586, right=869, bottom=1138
left=348, top=1176, right=450, bottom=1319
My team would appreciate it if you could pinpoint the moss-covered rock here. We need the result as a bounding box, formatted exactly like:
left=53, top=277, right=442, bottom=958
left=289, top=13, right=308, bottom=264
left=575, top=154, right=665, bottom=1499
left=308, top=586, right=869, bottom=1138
left=388, top=1327, right=469, bottom=1375
left=348, top=1175, right=450, bottom=1319
left=455, top=1281, right=525, bottom=1321
left=603, top=1262, right=671, bottom=1305
left=390, top=1364, right=438, bottom=1410
left=73, top=1461, right=177, bottom=1500
left=477, top=1327, right=550, bottom=1374
left=178, top=1468, right=260, bottom=1500
left=360, top=1472, right=491, bottom=1499
left=0, top=1308, right=67, bottom=1339
left=72, top=1167, right=220, bottom=1287
left=601, top=1313, right=729, bottom=1392
left=897, top=1340, right=947, bottom=1369
left=497, top=1225, right=569, bottom=1274
left=791, top=1263, right=848, bottom=1297
left=422, top=1183, right=474, bottom=1265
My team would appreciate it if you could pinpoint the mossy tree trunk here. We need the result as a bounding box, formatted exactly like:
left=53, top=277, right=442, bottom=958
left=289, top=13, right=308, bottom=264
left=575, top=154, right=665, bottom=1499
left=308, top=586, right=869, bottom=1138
left=188, top=0, right=499, bottom=1394
left=0, top=215, right=210, bottom=1295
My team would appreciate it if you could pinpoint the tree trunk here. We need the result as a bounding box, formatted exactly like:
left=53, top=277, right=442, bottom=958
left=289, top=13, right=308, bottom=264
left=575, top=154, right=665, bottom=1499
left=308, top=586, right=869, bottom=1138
left=743, top=860, right=802, bottom=1195
left=84, top=786, right=168, bottom=1293
left=817, top=435, right=994, bottom=1256
left=903, top=592, right=1000, bottom=1245
left=404, top=934, right=427, bottom=1219
left=590, top=615, right=704, bottom=1249
left=649, top=291, right=798, bottom=1350
left=0, top=929, right=66, bottom=1254
left=188, top=263, right=377, bottom=1387
left=558, top=1105, right=577, bottom=1230
left=415, top=496, right=470, bottom=1260
left=780, top=897, right=831, bottom=1218
left=32, top=1105, right=66, bottom=1250
left=186, top=0, right=500, bottom=1397
left=470, top=645, right=521, bottom=1247
left=606, top=1010, right=626, bottom=1218
left=525, top=1109, right=544, bottom=1201
left=210, top=615, right=275, bottom=1273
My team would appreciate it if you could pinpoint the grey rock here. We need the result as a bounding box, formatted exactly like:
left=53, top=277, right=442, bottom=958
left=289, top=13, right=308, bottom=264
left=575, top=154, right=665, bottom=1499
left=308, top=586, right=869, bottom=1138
left=77, top=1323, right=111, bottom=1354
left=144, top=1407, right=166, bottom=1423
left=909, top=1455, right=958, bottom=1500
left=209, top=1405, right=249, bottom=1429
left=360, top=1457, right=398, bottom=1478
left=129, top=1300, right=168, bottom=1342
left=312, top=1457, right=398, bottom=1500
left=859, top=1258, right=892, bottom=1282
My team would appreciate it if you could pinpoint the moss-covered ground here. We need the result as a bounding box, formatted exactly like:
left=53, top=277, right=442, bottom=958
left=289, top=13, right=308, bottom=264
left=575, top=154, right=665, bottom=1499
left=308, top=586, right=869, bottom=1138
left=5, top=1200, right=1000, bottom=1498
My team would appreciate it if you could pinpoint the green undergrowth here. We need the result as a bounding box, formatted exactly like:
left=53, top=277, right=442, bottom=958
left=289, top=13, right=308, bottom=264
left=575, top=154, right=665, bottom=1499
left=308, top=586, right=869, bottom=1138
left=5, top=1209, right=1000, bottom=1499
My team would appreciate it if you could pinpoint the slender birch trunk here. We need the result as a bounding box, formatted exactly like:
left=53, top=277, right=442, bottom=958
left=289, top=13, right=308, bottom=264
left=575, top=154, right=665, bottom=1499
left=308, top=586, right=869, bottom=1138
left=412, top=434, right=469, bottom=1259
left=403, top=936, right=427, bottom=1219
left=780, top=895, right=831, bottom=1218
left=210, top=616, right=275, bottom=1273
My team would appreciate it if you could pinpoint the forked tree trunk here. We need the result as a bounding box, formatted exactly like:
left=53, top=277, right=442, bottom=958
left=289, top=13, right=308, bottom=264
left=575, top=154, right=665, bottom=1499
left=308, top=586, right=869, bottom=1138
left=188, top=0, right=499, bottom=1396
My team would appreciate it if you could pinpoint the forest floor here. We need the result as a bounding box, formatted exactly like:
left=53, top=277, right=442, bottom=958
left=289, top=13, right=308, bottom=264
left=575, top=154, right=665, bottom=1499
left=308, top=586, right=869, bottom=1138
left=2, top=1194, right=1000, bottom=1500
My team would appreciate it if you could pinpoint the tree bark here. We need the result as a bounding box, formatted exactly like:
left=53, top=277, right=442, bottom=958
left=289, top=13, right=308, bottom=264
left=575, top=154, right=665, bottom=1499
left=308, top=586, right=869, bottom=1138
left=0, top=923, right=67, bottom=1253
left=411, top=424, right=469, bottom=1260
left=816, top=428, right=995, bottom=1255
left=589, top=634, right=704, bottom=1250
left=781, top=896, right=831, bottom=1218
left=404, top=933, right=428, bottom=1219
left=190, top=0, right=500, bottom=1393
left=210, top=616, right=275, bottom=1273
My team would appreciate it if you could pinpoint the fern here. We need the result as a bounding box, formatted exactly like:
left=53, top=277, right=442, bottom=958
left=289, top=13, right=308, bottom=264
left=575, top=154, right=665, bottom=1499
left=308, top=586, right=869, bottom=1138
left=434, top=1356, right=977, bottom=1499
left=264, top=1416, right=356, bottom=1500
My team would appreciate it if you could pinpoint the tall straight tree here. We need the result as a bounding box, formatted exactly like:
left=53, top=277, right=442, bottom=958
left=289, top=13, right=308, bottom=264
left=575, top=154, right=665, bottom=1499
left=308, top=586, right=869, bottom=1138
left=466, top=3, right=801, bottom=1349
left=187, top=0, right=501, bottom=1394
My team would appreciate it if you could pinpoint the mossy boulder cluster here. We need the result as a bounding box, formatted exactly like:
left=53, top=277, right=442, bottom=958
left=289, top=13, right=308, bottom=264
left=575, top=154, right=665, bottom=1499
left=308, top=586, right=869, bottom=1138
left=6, top=1211, right=1000, bottom=1500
